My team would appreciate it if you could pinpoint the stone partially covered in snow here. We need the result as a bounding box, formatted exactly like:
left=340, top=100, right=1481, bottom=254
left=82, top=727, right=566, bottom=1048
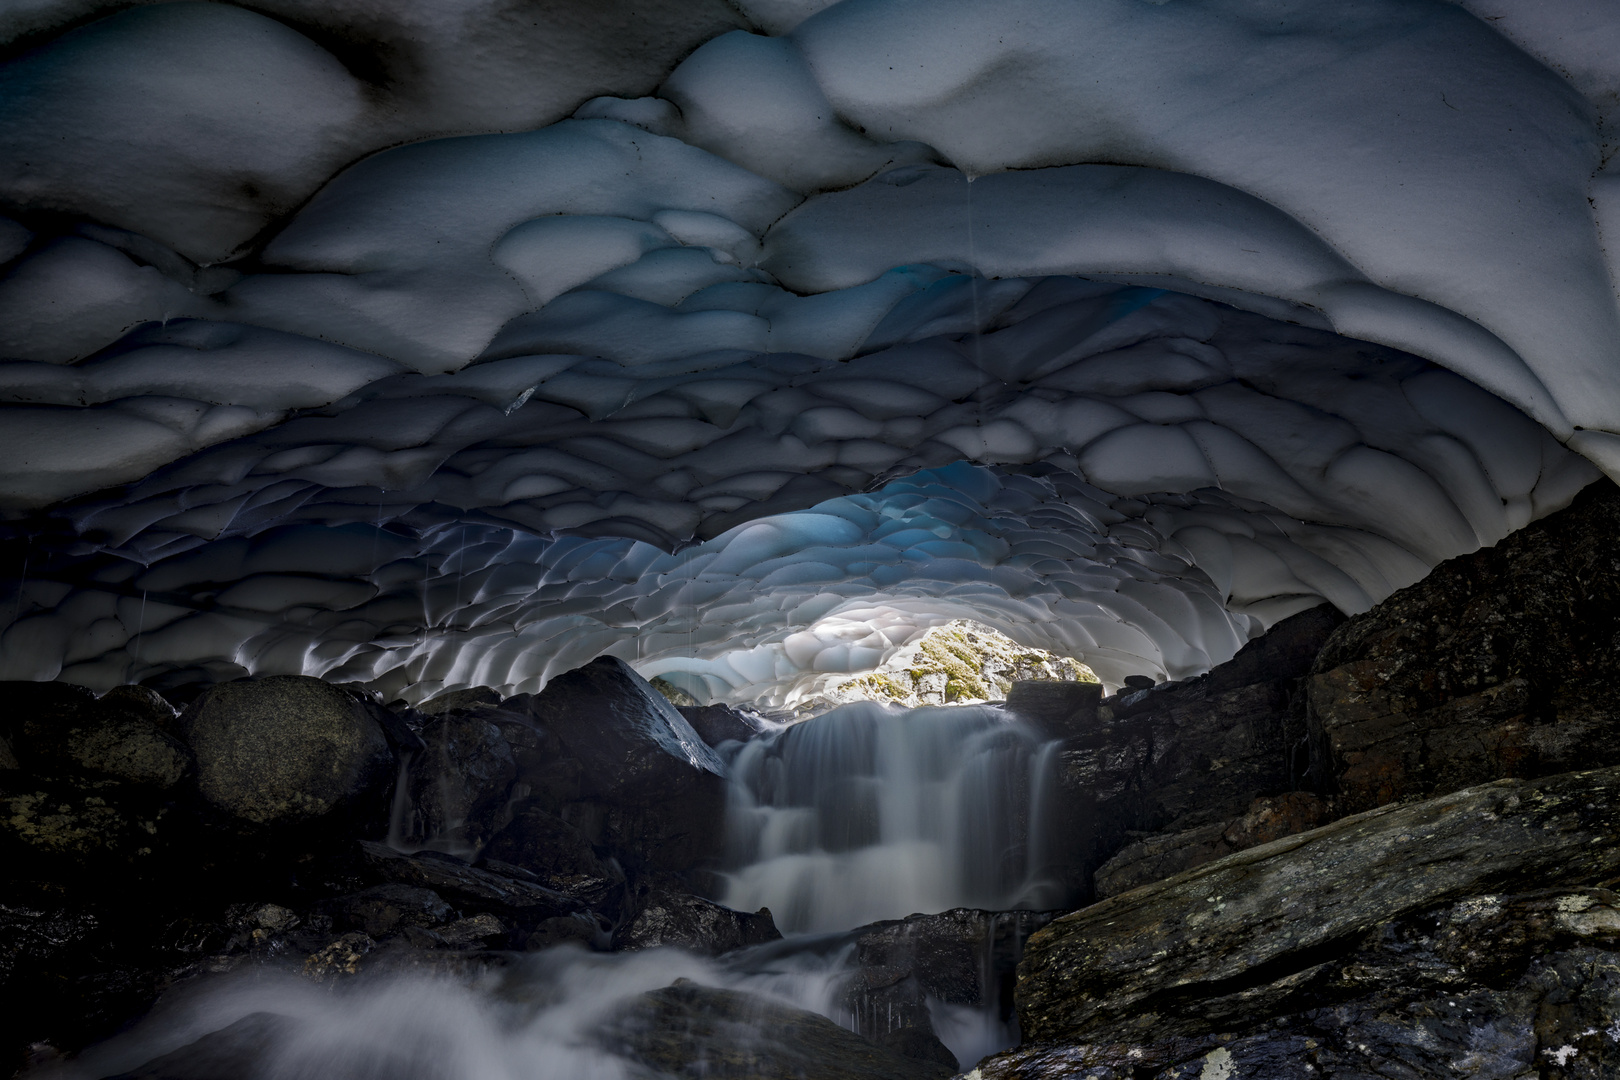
left=178, top=675, right=393, bottom=825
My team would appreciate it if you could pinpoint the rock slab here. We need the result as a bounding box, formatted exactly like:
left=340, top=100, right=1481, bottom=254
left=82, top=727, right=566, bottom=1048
left=1017, top=764, right=1620, bottom=1044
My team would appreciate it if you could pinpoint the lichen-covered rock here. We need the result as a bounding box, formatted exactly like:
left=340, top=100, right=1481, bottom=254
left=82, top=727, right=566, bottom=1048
left=1017, top=765, right=1620, bottom=1045
left=1, top=777, right=169, bottom=864
left=1308, top=479, right=1620, bottom=813
left=178, top=676, right=393, bottom=825
left=823, top=621, right=1097, bottom=709
left=599, top=980, right=955, bottom=1080
left=614, top=885, right=780, bottom=955
left=2, top=681, right=192, bottom=788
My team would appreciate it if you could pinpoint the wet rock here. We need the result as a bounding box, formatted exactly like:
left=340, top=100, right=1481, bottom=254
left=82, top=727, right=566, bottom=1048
left=987, top=887, right=1620, bottom=1080
left=178, top=676, right=393, bottom=826
left=1094, top=792, right=1334, bottom=899
left=101, top=1011, right=293, bottom=1080
left=327, top=884, right=452, bottom=938
left=1004, top=680, right=1102, bottom=740
left=0, top=734, right=16, bottom=771
left=678, top=703, right=761, bottom=748
left=404, top=709, right=516, bottom=850
left=1308, top=479, right=1620, bottom=813
left=600, top=979, right=955, bottom=1080
left=1017, top=764, right=1620, bottom=1045
left=435, top=913, right=505, bottom=947
left=874, top=1027, right=960, bottom=1072
left=1121, top=675, right=1156, bottom=691
left=357, top=840, right=578, bottom=918
left=614, top=885, right=780, bottom=955
left=479, top=803, right=622, bottom=907
left=1040, top=604, right=1340, bottom=904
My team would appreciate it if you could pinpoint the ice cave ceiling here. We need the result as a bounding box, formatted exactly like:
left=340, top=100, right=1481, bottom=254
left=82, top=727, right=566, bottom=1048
left=0, top=0, right=1617, bottom=705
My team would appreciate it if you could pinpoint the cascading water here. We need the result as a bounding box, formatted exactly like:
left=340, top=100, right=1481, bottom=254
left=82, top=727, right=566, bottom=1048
left=50, top=700, right=1071, bottom=1078
left=721, top=701, right=1069, bottom=932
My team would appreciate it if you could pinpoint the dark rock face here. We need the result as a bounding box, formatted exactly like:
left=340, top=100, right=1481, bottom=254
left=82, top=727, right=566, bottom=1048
left=600, top=980, right=955, bottom=1080
left=840, top=908, right=1054, bottom=1072
left=1308, top=479, right=1620, bottom=813
left=326, top=884, right=454, bottom=938
left=1093, top=791, right=1333, bottom=899
left=404, top=708, right=516, bottom=850
left=1016, top=764, right=1620, bottom=1046
left=479, top=803, right=623, bottom=907
left=1004, top=681, right=1101, bottom=740
left=614, top=882, right=781, bottom=955
left=516, top=656, right=731, bottom=872
left=2, top=681, right=191, bottom=788
left=357, top=840, right=578, bottom=921
left=679, top=703, right=762, bottom=748
left=1039, top=603, right=1343, bottom=902
left=178, top=676, right=394, bottom=825
left=102, top=1011, right=293, bottom=1080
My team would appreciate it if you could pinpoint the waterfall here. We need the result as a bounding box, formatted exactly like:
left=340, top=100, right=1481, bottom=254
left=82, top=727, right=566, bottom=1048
left=720, top=701, right=1068, bottom=933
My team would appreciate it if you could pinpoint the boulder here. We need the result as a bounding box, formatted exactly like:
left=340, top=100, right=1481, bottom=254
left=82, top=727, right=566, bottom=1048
left=479, top=803, right=622, bottom=907
left=614, top=884, right=781, bottom=955
left=678, top=704, right=761, bottom=748
left=1308, top=479, right=1620, bottom=812
left=178, top=676, right=394, bottom=825
left=526, top=656, right=726, bottom=800
left=518, top=656, right=731, bottom=871
left=598, top=979, right=955, bottom=1080
left=99, top=685, right=179, bottom=728
left=404, top=709, right=516, bottom=850
left=1016, top=764, right=1620, bottom=1045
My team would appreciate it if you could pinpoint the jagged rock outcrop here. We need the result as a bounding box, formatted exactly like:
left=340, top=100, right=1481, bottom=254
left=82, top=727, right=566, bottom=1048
left=679, top=703, right=764, bottom=748
left=1014, top=765, right=1620, bottom=1054
left=1307, top=478, right=1620, bottom=814
left=1033, top=603, right=1343, bottom=902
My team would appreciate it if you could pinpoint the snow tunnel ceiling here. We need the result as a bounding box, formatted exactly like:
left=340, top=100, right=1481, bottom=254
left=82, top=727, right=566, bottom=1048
left=1, top=0, right=1618, bottom=705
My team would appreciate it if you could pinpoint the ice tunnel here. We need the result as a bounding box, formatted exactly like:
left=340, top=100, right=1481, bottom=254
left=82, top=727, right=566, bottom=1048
left=2, top=0, right=1619, bottom=708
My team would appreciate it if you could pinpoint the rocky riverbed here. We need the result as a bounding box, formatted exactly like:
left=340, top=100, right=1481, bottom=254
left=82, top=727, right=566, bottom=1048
left=4, top=481, right=1620, bottom=1079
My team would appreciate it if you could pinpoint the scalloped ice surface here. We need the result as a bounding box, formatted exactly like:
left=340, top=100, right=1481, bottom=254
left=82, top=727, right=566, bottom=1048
left=1, top=0, right=1617, bottom=702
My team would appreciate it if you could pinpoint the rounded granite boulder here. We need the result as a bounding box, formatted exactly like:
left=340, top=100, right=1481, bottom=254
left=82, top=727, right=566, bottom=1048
left=179, top=675, right=393, bottom=825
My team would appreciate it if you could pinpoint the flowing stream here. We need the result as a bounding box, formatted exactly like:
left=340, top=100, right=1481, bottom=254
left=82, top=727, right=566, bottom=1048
left=50, top=701, right=1067, bottom=1079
